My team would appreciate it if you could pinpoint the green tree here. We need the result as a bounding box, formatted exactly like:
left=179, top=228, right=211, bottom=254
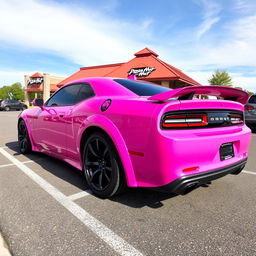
left=0, top=83, right=24, bottom=100
left=208, top=70, right=233, bottom=87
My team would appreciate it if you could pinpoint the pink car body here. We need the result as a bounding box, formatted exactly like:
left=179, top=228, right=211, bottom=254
left=18, top=77, right=251, bottom=195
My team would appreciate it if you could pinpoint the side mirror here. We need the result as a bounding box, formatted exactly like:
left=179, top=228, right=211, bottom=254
left=32, top=98, right=44, bottom=110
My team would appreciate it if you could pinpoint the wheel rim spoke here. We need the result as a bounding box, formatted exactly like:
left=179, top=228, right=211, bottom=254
left=103, top=169, right=110, bottom=182
left=86, top=161, right=100, bottom=166
left=98, top=171, right=103, bottom=189
left=88, top=144, right=101, bottom=158
left=95, top=139, right=100, bottom=154
left=89, top=168, right=101, bottom=181
left=103, top=146, right=108, bottom=158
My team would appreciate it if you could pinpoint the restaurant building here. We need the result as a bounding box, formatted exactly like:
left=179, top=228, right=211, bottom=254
left=24, top=48, right=200, bottom=105
left=57, top=48, right=200, bottom=88
left=24, top=72, right=64, bottom=105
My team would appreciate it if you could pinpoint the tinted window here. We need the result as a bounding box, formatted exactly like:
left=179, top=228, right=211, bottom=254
left=46, top=84, right=81, bottom=106
left=10, top=100, right=19, bottom=104
left=248, top=95, right=256, bottom=104
left=77, top=84, right=95, bottom=103
left=114, top=79, right=171, bottom=96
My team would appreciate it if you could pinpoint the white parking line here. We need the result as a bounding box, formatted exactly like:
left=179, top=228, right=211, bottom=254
left=0, top=163, right=15, bottom=168
left=243, top=170, right=256, bottom=175
left=0, top=160, right=34, bottom=168
left=0, top=147, right=143, bottom=256
left=22, top=160, right=34, bottom=164
left=67, top=191, right=91, bottom=201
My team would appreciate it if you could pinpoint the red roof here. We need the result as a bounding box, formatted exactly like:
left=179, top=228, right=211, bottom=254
left=50, top=84, right=59, bottom=92
left=58, top=63, right=123, bottom=87
left=134, top=47, right=158, bottom=57
left=30, top=72, right=43, bottom=78
left=57, top=48, right=200, bottom=87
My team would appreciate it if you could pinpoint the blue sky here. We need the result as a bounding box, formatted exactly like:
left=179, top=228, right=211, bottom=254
left=0, top=0, right=255, bottom=91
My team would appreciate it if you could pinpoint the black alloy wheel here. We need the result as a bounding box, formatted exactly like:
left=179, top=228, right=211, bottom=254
left=83, top=132, right=126, bottom=198
left=18, top=120, right=32, bottom=154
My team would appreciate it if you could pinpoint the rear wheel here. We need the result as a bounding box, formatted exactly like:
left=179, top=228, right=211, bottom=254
left=18, top=120, right=32, bottom=154
left=83, top=132, right=126, bottom=198
left=4, top=106, right=10, bottom=111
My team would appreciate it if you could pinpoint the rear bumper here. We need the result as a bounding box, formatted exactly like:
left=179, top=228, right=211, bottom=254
left=155, top=158, right=247, bottom=195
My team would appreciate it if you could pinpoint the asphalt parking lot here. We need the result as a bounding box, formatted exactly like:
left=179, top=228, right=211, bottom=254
left=0, top=111, right=255, bottom=256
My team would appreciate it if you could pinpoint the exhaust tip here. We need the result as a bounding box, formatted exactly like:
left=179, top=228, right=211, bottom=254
left=180, top=182, right=199, bottom=195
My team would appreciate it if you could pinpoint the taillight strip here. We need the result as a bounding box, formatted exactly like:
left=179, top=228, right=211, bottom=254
left=163, top=114, right=208, bottom=128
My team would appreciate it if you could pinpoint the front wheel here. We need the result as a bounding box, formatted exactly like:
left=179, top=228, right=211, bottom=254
left=83, top=132, right=126, bottom=198
left=18, top=120, right=32, bottom=154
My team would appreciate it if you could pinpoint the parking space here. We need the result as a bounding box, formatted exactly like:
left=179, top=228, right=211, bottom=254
left=0, top=111, right=256, bottom=256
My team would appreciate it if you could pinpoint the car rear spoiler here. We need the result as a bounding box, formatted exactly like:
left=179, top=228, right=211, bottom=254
left=148, top=85, right=249, bottom=104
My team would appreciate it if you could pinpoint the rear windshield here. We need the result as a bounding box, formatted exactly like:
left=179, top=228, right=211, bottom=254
left=114, top=79, right=171, bottom=96
left=248, top=95, right=256, bottom=104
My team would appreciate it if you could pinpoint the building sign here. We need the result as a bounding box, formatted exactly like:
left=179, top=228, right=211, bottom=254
left=27, top=77, right=44, bottom=88
left=128, top=67, right=156, bottom=77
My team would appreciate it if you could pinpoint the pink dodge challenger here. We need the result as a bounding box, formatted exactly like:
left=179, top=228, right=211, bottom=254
left=18, top=78, right=251, bottom=198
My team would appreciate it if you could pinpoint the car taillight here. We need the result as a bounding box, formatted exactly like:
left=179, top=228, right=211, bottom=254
left=229, top=113, right=243, bottom=124
left=245, top=105, right=254, bottom=111
left=162, top=114, right=208, bottom=128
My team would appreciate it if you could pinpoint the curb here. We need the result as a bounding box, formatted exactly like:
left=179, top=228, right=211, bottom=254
left=0, top=232, right=11, bottom=256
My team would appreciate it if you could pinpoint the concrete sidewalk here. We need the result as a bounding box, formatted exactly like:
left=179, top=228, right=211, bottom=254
left=0, top=232, right=11, bottom=256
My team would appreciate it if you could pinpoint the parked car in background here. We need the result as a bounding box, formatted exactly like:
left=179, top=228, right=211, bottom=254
left=245, top=94, right=256, bottom=130
left=0, top=99, right=27, bottom=111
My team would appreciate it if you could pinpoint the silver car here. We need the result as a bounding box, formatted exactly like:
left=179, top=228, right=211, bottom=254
left=245, top=94, right=256, bottom=130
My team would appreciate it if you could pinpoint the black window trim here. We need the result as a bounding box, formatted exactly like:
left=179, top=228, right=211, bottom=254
left=44, top=82, right=95, bottom=107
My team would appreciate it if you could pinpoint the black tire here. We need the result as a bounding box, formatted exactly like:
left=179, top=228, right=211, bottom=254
left=4, top=106, right=10, bottom=111
left=83, top=132, right=126, bottom=198
left=18, top=120, right=32, bottom=154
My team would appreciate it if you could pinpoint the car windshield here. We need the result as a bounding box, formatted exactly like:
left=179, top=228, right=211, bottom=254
left=114, top=79, right=171, bottom=96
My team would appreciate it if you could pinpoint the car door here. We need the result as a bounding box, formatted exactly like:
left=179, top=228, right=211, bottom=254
left=7, top=100, right=13, bottom=110
left=32, top=84, right=82, bottom=156
left=12, top=100, right=20, bottom=110
left=65, top=83, right=95, bottom=161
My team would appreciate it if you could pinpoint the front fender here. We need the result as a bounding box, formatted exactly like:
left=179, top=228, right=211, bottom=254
left=77, top=114, right=137, bottom=187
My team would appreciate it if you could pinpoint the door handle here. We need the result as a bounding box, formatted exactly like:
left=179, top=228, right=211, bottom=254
left=59, top=114, right=64, bottom=118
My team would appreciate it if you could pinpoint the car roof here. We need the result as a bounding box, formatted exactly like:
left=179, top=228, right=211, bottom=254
left=64, top=77, right=138, bottom=97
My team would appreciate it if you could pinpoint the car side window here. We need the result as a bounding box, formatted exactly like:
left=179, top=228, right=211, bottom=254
left=76, top=84, right=95, bottom=103
left=248, top=96, right=256, bottom=104
left=46, top=84, right=82, bottom=107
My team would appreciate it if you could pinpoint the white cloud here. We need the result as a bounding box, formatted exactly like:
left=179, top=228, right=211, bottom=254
left=0, top=0, right=255, bottom=92
left=185, top=70, right=256, bottom=92
left=196, top=17, right=220, bottom=39
left=195, top=0, right=222, bottom=38
left=165, top=12, right=256, bottom=73
left=0, top=70, right=66, bottom=86
left=231, top=73, right=256, bottom=92
left=0, top=0, right=148, bottom=66
left=235, top=0, right=256, bottom=13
